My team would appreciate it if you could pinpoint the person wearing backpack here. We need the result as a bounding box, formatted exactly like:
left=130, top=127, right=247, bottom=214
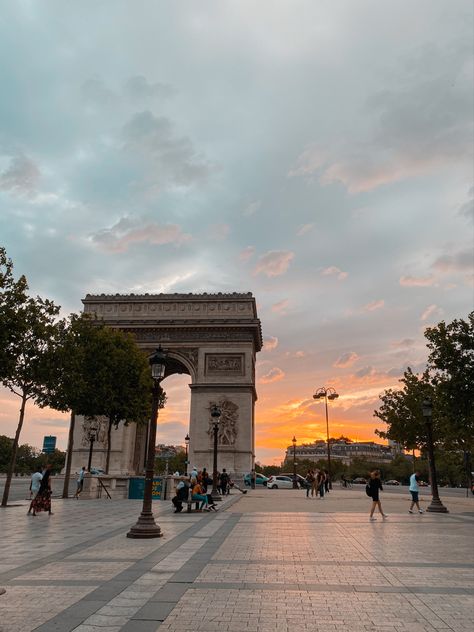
left=367, top=470, right=387, bottom=521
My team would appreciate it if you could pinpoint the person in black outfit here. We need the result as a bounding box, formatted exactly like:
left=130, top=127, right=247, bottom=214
left=172, top=480, right=189, bottom=513
left=368, top=469, right=387, bottom=521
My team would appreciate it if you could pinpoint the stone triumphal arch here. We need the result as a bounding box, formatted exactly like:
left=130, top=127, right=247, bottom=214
left=68, top=293, right=262, bottom=477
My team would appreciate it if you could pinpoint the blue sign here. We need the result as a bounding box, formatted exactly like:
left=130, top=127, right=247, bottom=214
left=128, top=477, right=163, bottom=500
left=42, top=435, right=57, bottom=454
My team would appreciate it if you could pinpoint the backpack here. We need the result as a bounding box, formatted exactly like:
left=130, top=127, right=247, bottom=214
left=365, top=483, right=372, bottom=497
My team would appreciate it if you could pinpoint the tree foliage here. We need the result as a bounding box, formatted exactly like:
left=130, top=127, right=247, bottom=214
left=374, top=313, right=474, bottom=455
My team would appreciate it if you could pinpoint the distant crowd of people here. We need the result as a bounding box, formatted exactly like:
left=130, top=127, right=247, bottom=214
left=303, top=468, right=330, bottom=498
left=171, top=467, right=233, bottom=513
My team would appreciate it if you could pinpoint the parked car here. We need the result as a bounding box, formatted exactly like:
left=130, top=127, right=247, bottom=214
left=384, top=479, right=400, bottom=485
left=243, top=473, right=269, bottom=487
left=281, top=473, right=310, bottom=489
left=352, top=477, right=367, bottom=484
left=267, top=475, right=295, bottom=489
left=418, top=480, right=428, bottom=487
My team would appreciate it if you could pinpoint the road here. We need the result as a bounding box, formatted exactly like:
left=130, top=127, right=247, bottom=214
left=0, top=476, right=77, bottom=502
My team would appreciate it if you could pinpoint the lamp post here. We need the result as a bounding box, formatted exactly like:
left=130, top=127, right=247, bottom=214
left=422, top=397, right=448, bottom=513
left=210, top=404, right=221, bottom=498
left=292, top=436, right=298, bottom=488
left=86, top=418, right=100, bottom=472
left=127, top=346, right=168, bottom=538
left=313, top=387, right=339, bottom=490
left=184, top=434, right=190, bottom=476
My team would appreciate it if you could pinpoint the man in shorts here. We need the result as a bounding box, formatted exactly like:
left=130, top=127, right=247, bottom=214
left=409, top=470, right=424, bottom=514
left=74, top=466, right=86, bottom=498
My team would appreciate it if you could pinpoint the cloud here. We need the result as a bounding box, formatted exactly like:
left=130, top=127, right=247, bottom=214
left=420, top=304, right=443, bottom=322
left=354, top=365, right=375, bottom=378
left=0, top=155, right=40, bottom=195
left=260, top=367, right=285, bottom=384
left=124, top=75, right=175, bottom=99
left=208, top=223, right=230, bottom=240
left=333, top=351, right=359, bottom=368
left=391, top=338, right=416, bottom=349
left=296, top=223, right=314, bottom=236
left=81, top=77, right=117, bottom=105
left=263, top=336, right=278, bottom=351
left=363, top=299, right=384, bottom=312
left=253, top=250, right=294, bottom=277
left=399, top=275, right=436, bottom=287
left=432, top=249, right=473, bottom=274
left=288, top=40, right=473, bottom=193
left=239, top=246, right=255, bottom=262
left=458, top=187, right=474, bottom=222
left=90, top=216, right=191, bottom=252
left=321, top=266, right=348, bottom=281
left=122, top=110, right=212, bottom=189
left=271, top=299, right=289, bottom=313
left=243, top=200, right=261, bottom=217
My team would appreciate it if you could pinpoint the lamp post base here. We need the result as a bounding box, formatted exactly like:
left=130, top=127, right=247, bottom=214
left=426, top=498, right=449, bottom=513
left=126, top=512, right=163, bottom=538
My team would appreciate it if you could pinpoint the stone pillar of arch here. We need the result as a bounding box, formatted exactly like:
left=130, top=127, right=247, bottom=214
left=67, top=293, right=262, bottom=478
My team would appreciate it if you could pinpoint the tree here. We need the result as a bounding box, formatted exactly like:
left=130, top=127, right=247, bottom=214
left=0, top=250, right=60, bottom=507
left=424, top=313, right=474, bottom=452
left=374, top=368, right=435, bottom=451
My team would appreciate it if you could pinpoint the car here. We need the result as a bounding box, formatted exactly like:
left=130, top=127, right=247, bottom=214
left=267, top=475, right=295, bottom=489
left=352, top=477, right=367, bottom=484
left=243, top=473, right=269, bottom=487
left=281, top=473, right=310, bottom=489
left=384, top=479, right=400, bottom=485
left=418, top=480, right=428, bottom=487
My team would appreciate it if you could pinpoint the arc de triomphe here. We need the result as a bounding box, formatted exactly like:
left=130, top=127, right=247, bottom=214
left=68, top=292, right=262, bottom=477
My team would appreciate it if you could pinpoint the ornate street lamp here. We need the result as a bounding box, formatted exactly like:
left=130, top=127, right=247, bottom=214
left=422, top=397, right=448, bottom=513
left=292, top=436, right=298, bottom=489
left=86, top=418, right=100, bottom=472
left=210, top=404, right=221, bottom=498
left=184, top=433, right=190, bottom=476
left=313, top=387, right=339, bottom=489
left=127, top=346, right=168, bottom=538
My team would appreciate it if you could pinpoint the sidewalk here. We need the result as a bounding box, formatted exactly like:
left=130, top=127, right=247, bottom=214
left=0, top=489, right=472, bottom=632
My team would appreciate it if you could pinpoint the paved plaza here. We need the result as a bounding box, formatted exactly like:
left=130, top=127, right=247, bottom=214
left=0, top=488, right=473, bottom=632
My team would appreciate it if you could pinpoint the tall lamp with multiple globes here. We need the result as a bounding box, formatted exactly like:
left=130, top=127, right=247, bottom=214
left=313, top=387, right=339, bottom=489
left=422, top=397, right=448, bottom=513
left=184, top=433, right=190, bottom=476
left=292, top=436, right=298, bottom=488
left=210, top=404, right=221, bottom=498
left=127, top=346, right=168, bottom=539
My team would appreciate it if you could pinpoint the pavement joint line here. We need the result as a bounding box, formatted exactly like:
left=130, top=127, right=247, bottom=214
left=204, top=558, right=474, bottom=569
left=30, top=502, right=240, bottom=632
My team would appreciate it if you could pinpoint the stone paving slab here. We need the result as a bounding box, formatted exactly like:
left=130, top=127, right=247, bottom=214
left=0, top=490, right=472, bottom=632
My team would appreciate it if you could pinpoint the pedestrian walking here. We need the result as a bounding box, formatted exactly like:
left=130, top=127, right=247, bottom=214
left=30, top=464, right=54, bottom=516
left=324, top=469, right=330, bottom=493
left=219, top=468, right=230, bottom=495
left=316, top=469, right=325, bottom=498
left=368, top=469, right=387, bottom=521
left=408, top=471, right=424, bottom=514
left=27, top=467, right=43, bottom=515
left=74, top=466, right=86, bottom=499
left=305, top=470, right=315, bottom=498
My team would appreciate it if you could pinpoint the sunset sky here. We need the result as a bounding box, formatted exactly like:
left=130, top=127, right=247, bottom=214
left=0, top=1, right=472, bottom=465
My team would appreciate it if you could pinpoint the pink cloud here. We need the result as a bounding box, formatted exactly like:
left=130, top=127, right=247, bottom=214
left=271, top=299, right=289, bottom=313
left=321, top=266, right=348, bottom=281
left=296, top=223, right=314, bottom=236
left=253, top=250, right=294, bottom=277
left=91, top=217, right=191, bottom=253
left=209, top=223, right=230, bottom=240
left=391, top=338, right=416, bottom=349
left=399, top=275, right=436, bottom=287
left=263, top=336, right=279, bottom=351
left=363, top=299, right=384, bottom=312
left=260, top=367, right=285, bottom=384
left=420, top=304, right=443, bottom=322
left=239, top=246, right=255, bottom=262
left=333, top=351, right=359, bottom=368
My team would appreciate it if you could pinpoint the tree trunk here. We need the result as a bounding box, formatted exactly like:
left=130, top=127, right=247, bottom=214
left=105, top=419, right=112, bottom=474
left=62, top=410, right=75, bottom=498
left=1, top=391, right=28, bottom=507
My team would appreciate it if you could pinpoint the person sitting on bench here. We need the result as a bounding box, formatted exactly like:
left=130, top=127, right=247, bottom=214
left=191, top=480, right=209, bottom=511
left=172, top=480, right=189, bottom=513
